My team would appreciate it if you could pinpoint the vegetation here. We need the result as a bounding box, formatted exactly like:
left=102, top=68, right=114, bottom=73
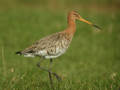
left=0, top=0, right=120, bottom=90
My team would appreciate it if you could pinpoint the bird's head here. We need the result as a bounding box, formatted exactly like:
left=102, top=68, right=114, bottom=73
left=68, top=11, right=102, bottom=30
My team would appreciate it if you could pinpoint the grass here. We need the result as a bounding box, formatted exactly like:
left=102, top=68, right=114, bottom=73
left=0, top=8, right=120, bottom=90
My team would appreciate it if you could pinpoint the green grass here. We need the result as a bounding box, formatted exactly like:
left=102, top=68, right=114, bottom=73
left=0, top=8, right=120, bottom=90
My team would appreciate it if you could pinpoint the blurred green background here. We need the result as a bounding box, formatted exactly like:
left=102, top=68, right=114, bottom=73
left=0, top=0, right=120, bottom=90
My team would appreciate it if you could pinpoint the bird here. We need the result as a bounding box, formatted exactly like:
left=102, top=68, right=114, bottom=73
left=16, top=10, right=101, bottom=89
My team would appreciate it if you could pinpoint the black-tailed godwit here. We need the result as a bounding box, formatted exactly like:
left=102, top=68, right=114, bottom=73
left=16, top=11, right=101, bottom=89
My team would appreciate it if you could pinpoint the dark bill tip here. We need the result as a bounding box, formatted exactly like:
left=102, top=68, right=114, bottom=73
left=92, top=24, right=102, bottom=30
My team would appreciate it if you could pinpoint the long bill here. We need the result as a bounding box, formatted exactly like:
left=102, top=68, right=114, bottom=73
left=79, top=18, right=102, bottom=30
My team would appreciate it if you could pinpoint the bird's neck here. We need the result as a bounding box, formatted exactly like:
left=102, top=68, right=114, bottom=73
left=65, top=19, right=76, bottom=35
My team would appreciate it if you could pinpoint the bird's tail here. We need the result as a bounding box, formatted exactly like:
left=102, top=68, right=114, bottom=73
left=16, top=51, right=22, bottom=55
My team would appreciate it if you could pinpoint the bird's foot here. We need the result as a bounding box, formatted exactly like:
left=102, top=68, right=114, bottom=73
left=52, top=72, right=62, bottom=81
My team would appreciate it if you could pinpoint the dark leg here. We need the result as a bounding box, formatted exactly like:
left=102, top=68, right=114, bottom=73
left=48, top=59, right=54, bottom=89
left=37, top=59, right=61, bottom=81
left=49, top=59, right=61, bottom=89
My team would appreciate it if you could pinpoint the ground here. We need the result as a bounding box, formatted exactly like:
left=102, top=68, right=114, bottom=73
left=0, top=2, right=120, bottom=90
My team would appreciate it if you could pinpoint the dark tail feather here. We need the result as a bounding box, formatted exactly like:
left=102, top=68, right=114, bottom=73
left=16, top=51, right=22, bottom=55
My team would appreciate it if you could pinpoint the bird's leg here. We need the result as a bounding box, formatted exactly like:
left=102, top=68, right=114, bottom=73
left=37, top=59, right=61, bottom=81
left=48, top=59, right=61, bottom=90
left=49, top=59, right=61, bottom=81
left=48, top=59, right=54, bottom=89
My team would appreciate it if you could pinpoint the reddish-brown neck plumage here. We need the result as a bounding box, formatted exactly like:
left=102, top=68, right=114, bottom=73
left=65, top=14, right=76, bottom=35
